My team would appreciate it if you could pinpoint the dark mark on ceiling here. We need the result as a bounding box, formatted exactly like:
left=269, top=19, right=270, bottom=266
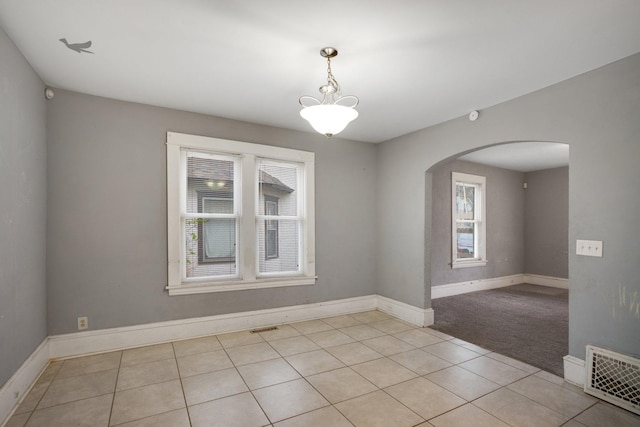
left=59, top=38, right=94, bottom=54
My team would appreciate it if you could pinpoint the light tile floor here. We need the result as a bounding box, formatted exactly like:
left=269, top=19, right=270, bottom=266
left=6, top=311, right=640, bottom=427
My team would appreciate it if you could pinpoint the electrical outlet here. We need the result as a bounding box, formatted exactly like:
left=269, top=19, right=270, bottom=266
left=77, top=316, right=88, bottom=330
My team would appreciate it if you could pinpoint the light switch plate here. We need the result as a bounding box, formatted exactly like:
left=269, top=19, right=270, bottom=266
left=576, top=240, right=603, bottom=257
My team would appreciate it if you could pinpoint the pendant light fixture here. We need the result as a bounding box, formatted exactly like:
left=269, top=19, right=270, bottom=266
left=299, top=47, right=359, bottom=137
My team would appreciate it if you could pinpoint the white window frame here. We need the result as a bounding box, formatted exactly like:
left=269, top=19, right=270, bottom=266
left=167, top=132, right=316, bottom=295
left=451, top=172, right=487, bottom=269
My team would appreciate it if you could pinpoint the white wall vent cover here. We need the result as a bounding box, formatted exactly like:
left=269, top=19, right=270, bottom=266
left=585, top=345, right=640, bottom=415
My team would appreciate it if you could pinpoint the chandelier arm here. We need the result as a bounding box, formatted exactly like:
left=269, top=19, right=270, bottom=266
left=335, top=95, right=359, bottom=109
left=299, top=95, right=322, bottom=107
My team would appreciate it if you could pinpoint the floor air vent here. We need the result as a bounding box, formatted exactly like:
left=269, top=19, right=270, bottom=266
left=250, top=326, right=278, bottom=333
left=585, top=345, right=640, bottom=415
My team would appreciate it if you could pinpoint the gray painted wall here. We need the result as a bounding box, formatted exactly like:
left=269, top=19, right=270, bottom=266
left=430, top=160, right=525, bottom=287
left=524, top=167, right=569, bottom=278
left=46, top=90, right=377, bottom=334
left=376, top=53, right=640, bottom=360
left=0, top=29, right=47, bottom=387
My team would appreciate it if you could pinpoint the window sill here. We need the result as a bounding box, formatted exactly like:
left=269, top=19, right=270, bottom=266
left=166, top=276, right=317, bottom=295
left=451, top=260, right=487, bottom=269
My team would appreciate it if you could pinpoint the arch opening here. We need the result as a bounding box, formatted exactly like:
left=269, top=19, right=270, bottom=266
left=425, top=140, right=569, bottom=376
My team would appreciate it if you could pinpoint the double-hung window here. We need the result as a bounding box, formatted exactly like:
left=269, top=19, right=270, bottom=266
left=451, top=172, right=487, bottom=268
left=167, top=132, right=316, bottom=294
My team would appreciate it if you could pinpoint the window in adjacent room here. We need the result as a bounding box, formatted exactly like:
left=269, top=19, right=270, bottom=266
left=167, top=132, right=316, bottom=295
left=451, top=172, right=487, bottom=268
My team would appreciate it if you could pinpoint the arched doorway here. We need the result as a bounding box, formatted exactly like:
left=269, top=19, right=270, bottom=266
left=425, top=141, right=569, bottom=375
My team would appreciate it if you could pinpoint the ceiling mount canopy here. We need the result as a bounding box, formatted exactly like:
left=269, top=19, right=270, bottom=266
left=299, top=47, right=359, bottom=138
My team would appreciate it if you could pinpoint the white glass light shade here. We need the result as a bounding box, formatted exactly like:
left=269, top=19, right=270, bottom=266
left=300, top=104, right=358, bottom=137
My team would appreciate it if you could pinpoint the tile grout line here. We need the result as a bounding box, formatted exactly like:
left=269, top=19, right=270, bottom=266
left=170, top=342, right=194, bottom=427
left=106, top=351, right=124, bottom=427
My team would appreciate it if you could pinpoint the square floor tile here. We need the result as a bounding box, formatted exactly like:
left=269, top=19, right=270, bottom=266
left=335, top=390, right=424, bottom=427
left=574, top=402, right=640, bottom=427
left=35, top=361, right=63, bottom=384
left=393, top=329, right=443, bottom=348
left=26, top=394, right=113, bottom=427
left=258, top=325, right=301, bottom=341
left=273, top=406, right=353, bottom=427
left=361, top=335, right=415, bottom=356
left=113, top=408, right=191, bottom=427
left=110, top=380, right=185, bottom=426
left=15, top=381, right=49, bottom=414
left=253, top=378, right=329, bottom=423
left=474, top=388, right=568, bottom=426
left=326, top=342, right=383, bottom=365
left=390, top=349, right=452, bottom=375
left=534, top=370, right=587, bottom=393
left=285, top=349, right=344, bottom=376
left=425, top=365, right=501, bottom=401
left=188, top=392, right=269, bottom=427
left=458, top=356, right=530, bottom=386
left=385, top=377, right=465, bottom=420
left=116, top=358, right=179, bottom=391
left=562, top=421, right=589, bottom=427
left=339, top=324, right=387, bottom=341
left=290, top=319, right=334, bottom=334
left=351, top=357, right=418, bottom=388
left=176, top=349, right=233, bottom=377
left=422, top=341, right=482, bottom=364
left=321, top=315, right=363, bottom=329
left=485, top=352, right=540, bottom=373
left=56, top=352, right=122, bottom=379
left=422, top=328, right=455, bottom=340
left=429, top=403, right=510, bottom=427
left=448, top=339, right=492, bottom=355
left=237, top=358, right=300, bottom=390
left=121, top=344, right=175, bottom=368
left=307, top=367, right=377, bottom=403
left=269, top=335, right=321, bottom=356
left=5, top=412, right=29, bottom=427
left=306, top=329, right=355, bottom=348
left=370, top=319, right=414, bottom=334
left=38, top=369, right=117, bottom=409
left=226, top=342, right=280, bottom=366
left=217, top=330, right=265, bottom=349
left=172, top=336, right=221, bottom=357
left=534, top=370, right=565, bottom=386
left=507, top=375, right=596, bottom=418
left=350, top=311, right=392, bottom=323
left=182, top=367, right=248, bottom=406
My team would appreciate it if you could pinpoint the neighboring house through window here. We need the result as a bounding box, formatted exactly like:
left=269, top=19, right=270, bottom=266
left=451, top=172, right=487, bottom=268
left=166, top=132, right=316, bottom=294
left=265, top=196, right=279, bottom=259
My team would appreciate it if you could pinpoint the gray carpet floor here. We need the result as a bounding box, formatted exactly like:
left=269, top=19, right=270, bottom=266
left=430, top=284, right=568, bottom=377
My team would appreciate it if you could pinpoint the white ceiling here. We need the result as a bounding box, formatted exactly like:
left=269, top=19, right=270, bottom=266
left=1, top=1, right=640, bottom=145
left=458, top=142, right=569, bottom=172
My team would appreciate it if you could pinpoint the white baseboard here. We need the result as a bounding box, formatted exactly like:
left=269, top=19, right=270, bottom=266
left=3, top=293, right=431, bottom=426
left=376, top=295, right=434, bottom=327
left=431, top=273, right=569, bottom=299
left=48, top=295, right=378, bottom=359
left=431, top=274, right=525, bottom=299
left=563, top=355, right=585, bottom=387
left=0, top=340, right=50, bottom=427
left=524, top=274, right=569, bottom=289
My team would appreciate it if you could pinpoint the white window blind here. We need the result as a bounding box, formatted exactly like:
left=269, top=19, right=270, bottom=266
left=166, top=132, right=316, bottom=295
